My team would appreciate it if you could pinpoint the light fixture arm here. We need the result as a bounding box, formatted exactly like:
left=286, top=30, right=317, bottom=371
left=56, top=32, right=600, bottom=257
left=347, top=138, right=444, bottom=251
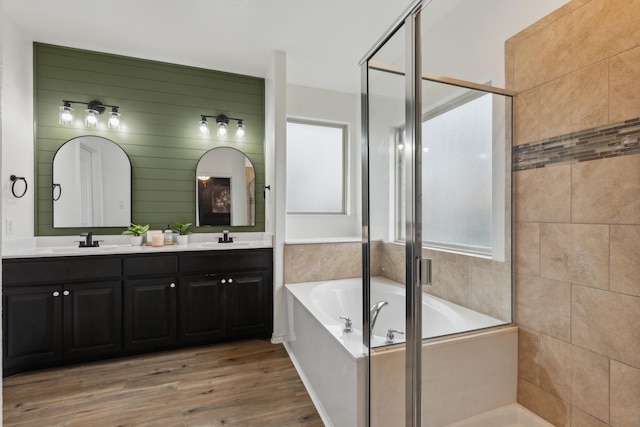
left=59, top=99, right=121, bottom=129
left=199, top=113, right=246, bottom=139
left=200, top=114, right=243, bottom=123
left=63, top=99, right=119, bottom=114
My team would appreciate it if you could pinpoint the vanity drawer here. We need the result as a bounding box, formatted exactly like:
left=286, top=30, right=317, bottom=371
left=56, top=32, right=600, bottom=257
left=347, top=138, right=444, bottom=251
left=180, top=250, right=272, bottom=274
left=3, top=256, right=122, bottom=286
left=124, top=255, right=178, bottom=277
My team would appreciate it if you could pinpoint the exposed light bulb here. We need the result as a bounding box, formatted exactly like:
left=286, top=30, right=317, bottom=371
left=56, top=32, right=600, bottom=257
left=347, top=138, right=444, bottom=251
left=85, top=109, right=98, bottom=128
left=108, top=108, right=120, bottom=129
left=199, top=117, right=209, bottom=136
left=236, top=120, right=245, bottom=140
left=59, top=103, right=74, bottom=125
left=217, top=122, right=227, bottom=138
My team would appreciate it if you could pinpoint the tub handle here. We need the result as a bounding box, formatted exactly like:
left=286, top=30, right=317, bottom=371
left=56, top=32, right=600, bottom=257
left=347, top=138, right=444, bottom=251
left=339, top=316, right=353, bottom=333
left=385, top=329, right=404, bottom=344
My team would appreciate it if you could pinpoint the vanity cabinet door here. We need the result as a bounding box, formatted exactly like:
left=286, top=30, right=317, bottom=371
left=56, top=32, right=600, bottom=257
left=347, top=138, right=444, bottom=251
left=63, top=281, right=122, bottom=360
left=179, top=275, right=226, bottom=344
left=3, top=285, right=63, bottom=372
left=124, top=277, right=178, bottom=352
left=226, top=271, right=272, bottom=339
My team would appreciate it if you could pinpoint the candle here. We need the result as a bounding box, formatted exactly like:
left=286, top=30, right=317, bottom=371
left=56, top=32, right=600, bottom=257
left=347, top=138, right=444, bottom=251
left=151, top=232, right=164, bottom=247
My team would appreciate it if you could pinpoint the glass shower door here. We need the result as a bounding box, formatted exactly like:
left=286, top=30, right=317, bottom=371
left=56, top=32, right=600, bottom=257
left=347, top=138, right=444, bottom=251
left=361, top=12, right=420, bottom=426
left=361, top=2, right=514, bottom=425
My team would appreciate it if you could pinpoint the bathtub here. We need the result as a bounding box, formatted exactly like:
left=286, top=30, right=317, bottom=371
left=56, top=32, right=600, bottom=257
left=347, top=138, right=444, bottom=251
left=305, top=276, right=505, bottom=349
left=284, top=277, right=526, bottom=426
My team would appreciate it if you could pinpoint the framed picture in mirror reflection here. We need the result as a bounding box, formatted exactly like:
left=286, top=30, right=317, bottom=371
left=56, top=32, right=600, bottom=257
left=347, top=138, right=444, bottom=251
left=198, top=177, right=231, bottom=226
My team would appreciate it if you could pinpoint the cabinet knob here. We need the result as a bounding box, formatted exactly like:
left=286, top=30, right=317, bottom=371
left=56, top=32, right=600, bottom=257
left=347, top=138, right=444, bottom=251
left=221, top=279, right=226, bottom=284
left=228, top=278, right=234, bottom=284
left=63, top=290, right=70, bottom=296
left=53, top=291, right=60, bottom=297
left=170, top=283, right=176, bottom=288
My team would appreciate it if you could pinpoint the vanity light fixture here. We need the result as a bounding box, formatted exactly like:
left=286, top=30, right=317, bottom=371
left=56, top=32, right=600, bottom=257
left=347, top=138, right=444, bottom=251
left=85, top=108, right=99, bottom=128
left=108, top=107, right=121, bottom=129
left=199, top=113, right=245, bottom=140
left=59, top=100, right=122, bottom=129
left=236, top=120, right=245, bottom=140
left=197, top=175, right=211, bottom=187
left=217, top=115, right=228, bottom=138
left=59, top=101, right=74, bottom=125
left=199, top=116, right=210, bottom=136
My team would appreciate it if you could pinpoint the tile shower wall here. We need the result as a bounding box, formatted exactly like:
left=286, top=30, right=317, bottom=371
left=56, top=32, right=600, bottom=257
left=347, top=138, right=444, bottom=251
left=378, top=242, right=512, bottom=322
left=506, top=0, right=640, bottom=425
left=283, top=241, right=381, bottom=284
left=285, top=240, right=511, bottom=324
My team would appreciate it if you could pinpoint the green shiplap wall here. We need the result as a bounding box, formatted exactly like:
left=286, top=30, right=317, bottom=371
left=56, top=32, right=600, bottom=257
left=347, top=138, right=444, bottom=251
left=34, top=43, right=265, bottom=236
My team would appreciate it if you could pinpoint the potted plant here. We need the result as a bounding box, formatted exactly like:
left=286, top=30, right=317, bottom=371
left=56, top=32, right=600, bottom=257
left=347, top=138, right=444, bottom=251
left=173, top=222, right=192, bottom=245
left=123, top=223, right=149, bottom=246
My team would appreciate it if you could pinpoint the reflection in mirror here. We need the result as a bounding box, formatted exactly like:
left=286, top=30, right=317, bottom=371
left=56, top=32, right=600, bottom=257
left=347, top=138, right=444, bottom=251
left=53, top=136, right=131, bottom=228
left=196, top=147, right=255, bottom=227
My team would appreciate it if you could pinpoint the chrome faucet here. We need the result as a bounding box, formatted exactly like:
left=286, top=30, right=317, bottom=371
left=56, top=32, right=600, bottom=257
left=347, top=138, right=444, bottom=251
left=370, top=300, right=388, bottom=336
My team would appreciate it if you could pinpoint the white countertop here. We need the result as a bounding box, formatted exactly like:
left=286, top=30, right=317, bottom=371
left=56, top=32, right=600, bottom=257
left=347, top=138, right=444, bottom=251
left=3, top=233, right=273, bottom=259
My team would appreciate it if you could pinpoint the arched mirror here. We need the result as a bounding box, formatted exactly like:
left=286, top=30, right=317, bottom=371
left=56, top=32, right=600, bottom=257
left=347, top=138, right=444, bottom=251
left=196, top=147, right=256, bottom=227
left=53, top=136, right=131, bottom=228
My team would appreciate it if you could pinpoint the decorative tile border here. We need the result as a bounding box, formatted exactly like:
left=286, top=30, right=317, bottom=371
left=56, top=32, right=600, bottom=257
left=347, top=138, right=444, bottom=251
left=513, top=117, right=640, bottom=171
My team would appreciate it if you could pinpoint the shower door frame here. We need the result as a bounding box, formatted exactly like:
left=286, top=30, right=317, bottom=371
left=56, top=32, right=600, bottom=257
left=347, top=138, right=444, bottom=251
left=360, top=1, right=516, bottom=425
left=360, top=4, right=425, bottom=425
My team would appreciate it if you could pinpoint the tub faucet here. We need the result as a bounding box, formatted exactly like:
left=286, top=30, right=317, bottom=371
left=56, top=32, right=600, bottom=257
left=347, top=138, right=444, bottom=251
left=370, top=300, right=388, bottom=335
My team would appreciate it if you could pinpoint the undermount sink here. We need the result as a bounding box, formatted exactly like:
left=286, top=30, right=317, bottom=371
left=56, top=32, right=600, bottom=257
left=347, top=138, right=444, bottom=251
left=199, top=241, right=256, bottom=248
left=47, top=245, right=120, bottom=253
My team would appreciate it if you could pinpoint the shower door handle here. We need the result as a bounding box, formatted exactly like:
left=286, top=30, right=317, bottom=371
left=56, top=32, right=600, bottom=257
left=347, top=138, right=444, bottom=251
left=419, top=258, right=432, bottom=286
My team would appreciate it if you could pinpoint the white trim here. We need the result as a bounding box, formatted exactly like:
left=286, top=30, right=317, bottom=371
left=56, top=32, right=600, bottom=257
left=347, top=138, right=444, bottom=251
left=283, top=341, right=334, bottom=427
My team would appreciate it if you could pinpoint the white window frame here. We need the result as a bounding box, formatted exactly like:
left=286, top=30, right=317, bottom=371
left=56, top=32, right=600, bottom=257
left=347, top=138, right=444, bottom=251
left=286, top=118, right=348, bottom=215
left=394, top=90, right=506, bottom=260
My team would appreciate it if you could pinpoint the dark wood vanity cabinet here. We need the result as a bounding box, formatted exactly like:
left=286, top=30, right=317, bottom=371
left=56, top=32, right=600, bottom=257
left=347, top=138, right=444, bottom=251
left=3, top=285, right=62, bottom=370
left=123, top=255, right=178, bottom=352
left=225, top=271, right=272, bottom=337
left=2, top=257, right=122, bottom=374
left=61, top=280, right=122, bottom=360
left=179, top=250, right=273, bottom=342
left=179, top=274, right=226, bottom=344
left=3, top=249, right=273, bottom=375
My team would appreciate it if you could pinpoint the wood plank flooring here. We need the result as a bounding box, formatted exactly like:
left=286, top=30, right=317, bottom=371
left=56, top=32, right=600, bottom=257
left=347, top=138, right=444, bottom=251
left=3, top=340, right=324, bottom=426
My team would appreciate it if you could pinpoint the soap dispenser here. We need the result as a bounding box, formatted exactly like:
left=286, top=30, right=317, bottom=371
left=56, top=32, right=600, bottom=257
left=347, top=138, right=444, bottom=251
left=164, top=224, right=173, bottom=244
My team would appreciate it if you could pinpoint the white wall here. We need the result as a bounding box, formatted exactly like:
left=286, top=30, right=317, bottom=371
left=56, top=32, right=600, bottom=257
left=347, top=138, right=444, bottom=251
left=1, top=16, right=32, bottom=240
left=421, top=0, right=569, bottom=91
left=286, top=84, right=361, bottom=239
left=265, top=51, right=287, bottom=342
left=0, top=0, right=5, bottom=415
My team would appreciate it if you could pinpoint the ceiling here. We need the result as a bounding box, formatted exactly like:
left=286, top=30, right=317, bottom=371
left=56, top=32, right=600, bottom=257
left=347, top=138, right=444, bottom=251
left=4, top=1, right=569, bottom=95
left=3, top=0, right=416, bottom=94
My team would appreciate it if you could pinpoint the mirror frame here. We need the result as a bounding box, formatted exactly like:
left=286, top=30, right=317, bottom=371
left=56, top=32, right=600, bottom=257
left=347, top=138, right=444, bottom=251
left=52, top=135, right=132, bottom=229
left=195, top=147, right=256, bottom=228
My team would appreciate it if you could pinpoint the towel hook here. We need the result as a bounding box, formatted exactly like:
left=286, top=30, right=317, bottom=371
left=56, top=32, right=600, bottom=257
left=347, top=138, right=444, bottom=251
left=10, top=175, right=28, bottom=198
left=52, top=183, right=62, bottom=201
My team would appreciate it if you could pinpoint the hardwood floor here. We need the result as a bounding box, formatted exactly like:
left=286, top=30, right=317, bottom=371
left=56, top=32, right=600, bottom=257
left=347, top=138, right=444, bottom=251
left=3, top=340, right=324, bottom=426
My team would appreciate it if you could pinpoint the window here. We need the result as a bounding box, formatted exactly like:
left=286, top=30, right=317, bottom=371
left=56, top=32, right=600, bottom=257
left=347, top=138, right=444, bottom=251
left=396, top=93, right=495, bottom=256
left=286, top=120, right=346, bottom=214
